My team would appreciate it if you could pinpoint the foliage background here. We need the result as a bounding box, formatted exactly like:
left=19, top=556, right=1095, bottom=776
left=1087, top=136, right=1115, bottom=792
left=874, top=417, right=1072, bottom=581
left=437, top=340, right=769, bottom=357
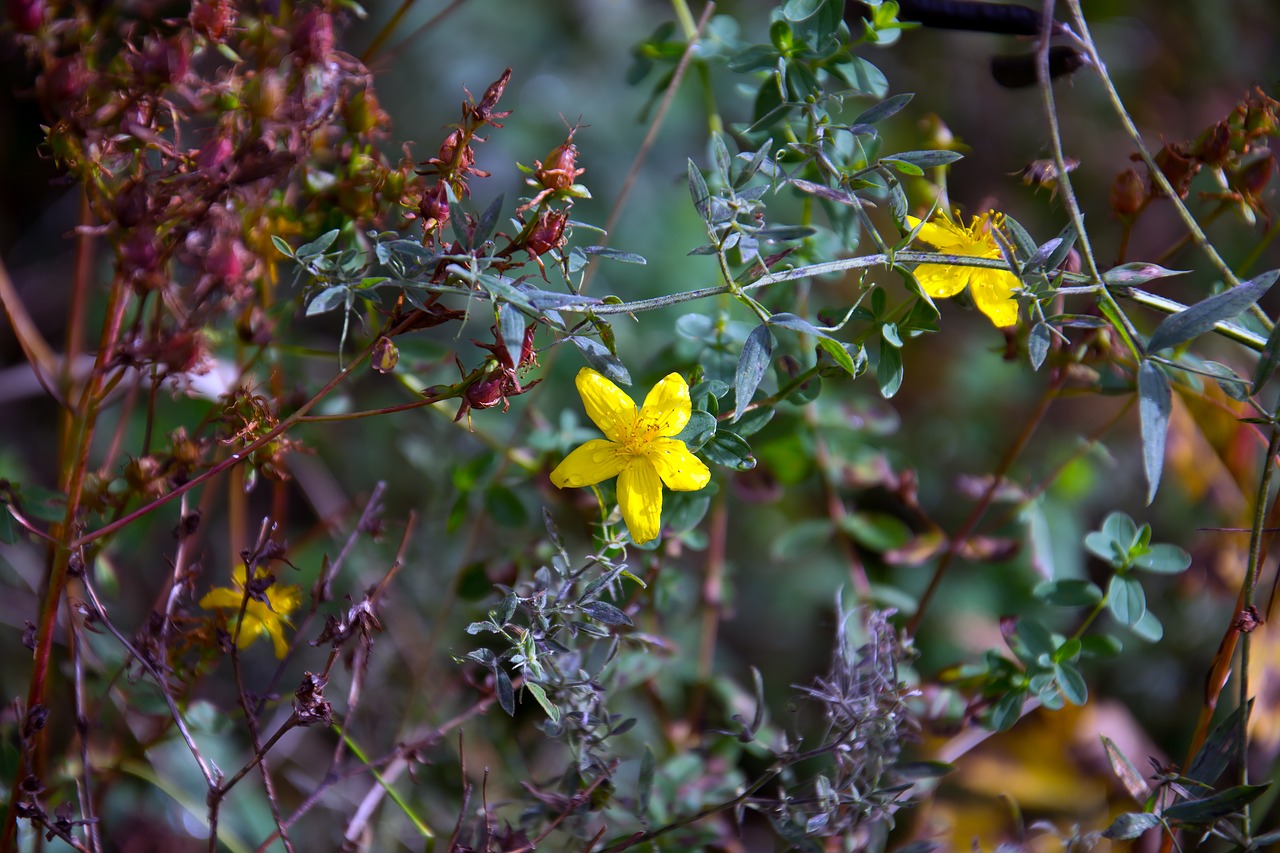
left=0, top=0, right=1279, bottom=850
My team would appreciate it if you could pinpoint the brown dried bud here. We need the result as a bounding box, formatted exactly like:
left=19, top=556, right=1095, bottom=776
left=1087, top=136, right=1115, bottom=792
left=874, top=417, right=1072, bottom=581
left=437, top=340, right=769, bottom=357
left=471, top=68, right=512, bottom=126
left=534, top=131, right=584, bottom=192
left=1109, top=168, right=1146, bottom=217
left=371, top=336, right=399, bottom=373
left=1234, top=153, right=1275, bottom=199
left=292, top=10, right=335, bottom=65
left=1195, top=120, right=1232, bottom=168
left=6, top=0, right=45, bottom=33
left=191, top=0, right=235, bottom=41
left=419, top=182, right=450, bottom=230
left=1149, top=142, right=1199, bottom=198
left=526, top=209, right=568, bottom=257
left=125, top=456, right=165, bottom=497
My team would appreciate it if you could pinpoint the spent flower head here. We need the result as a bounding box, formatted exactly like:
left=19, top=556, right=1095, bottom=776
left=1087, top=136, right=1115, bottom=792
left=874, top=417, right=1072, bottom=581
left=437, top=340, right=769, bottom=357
left=200, top=564, right=302, bottom=658
left=551, top=368, right=710, bottom=544
left=905, top=210, right=1021, bottom=328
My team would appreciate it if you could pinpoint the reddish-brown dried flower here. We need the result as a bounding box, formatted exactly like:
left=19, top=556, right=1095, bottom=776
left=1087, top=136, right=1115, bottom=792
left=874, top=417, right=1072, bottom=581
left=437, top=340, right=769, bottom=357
left=1109, top=168, right=1146, bottom=218
left=1147, top=142, right=1199, bottom=198
left=191, top=0, right=235, bottom=41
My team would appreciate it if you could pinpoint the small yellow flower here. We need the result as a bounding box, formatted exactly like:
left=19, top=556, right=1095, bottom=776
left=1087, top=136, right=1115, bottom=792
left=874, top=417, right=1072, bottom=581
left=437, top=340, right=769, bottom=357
left=905, top=210, right=1021, bottom=328
left=551, top=368, right=711, bottom=544
left=199, top=565, right=302, bottom=658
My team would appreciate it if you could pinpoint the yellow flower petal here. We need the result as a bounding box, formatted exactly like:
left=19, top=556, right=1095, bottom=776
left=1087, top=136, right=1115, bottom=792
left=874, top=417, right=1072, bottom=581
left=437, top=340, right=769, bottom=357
left=199, top=587, right=246, bottom=611
left=911, top=263, right=970, bottom=299
left=638, top=372, right=693, bottom=437
left=617, top=459, right=663, bottom=544
left=969, top=269, right=1020, bottom=328
left=550, top=439, right=627, bottom=488
left=575, top=368, right=636, bottom=441
left=906, top=215, right=971, bottom=253
left=647, top=437, right=711, bottom=491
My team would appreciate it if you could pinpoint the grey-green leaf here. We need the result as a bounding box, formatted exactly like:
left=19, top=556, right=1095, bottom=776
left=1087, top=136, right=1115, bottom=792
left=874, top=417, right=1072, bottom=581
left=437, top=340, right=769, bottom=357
left=1138, top=361, right=1170, bottom=504
left=1146, top=269, right=1278, bottom=353
left=1029, top=322, right=1051, bottom=370
left=733, top=324, right=774, bottom=422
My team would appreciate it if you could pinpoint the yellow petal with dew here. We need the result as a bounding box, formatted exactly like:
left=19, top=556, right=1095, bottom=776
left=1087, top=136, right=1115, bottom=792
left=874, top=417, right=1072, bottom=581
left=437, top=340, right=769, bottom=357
left=639, top=372, right=692, bottom=437
left=970, top=269, right=1021, bottom=328
left=550, top=439, right=627, bottom=488
left=575, top=368, right=636, bottom=441
left=911, top=263, right=970, bottom=299
left=617, top=459, right=663, bottom=544
left=646, top=437, right=711, bottom=491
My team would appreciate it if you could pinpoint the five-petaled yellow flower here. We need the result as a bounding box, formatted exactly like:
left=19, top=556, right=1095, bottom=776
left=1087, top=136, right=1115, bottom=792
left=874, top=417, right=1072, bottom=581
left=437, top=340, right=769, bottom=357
left=551, top=368, right=711, bottom=544
left=200, top=565, right=302, bottom=658
left=905, top=210, right=1021, bottom=328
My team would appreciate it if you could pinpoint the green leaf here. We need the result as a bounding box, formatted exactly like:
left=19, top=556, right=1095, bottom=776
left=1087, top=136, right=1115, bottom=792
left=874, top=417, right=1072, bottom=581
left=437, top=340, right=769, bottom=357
left=1015, top=619, right=1056, bottom=663
left=270, top=235, right=296, bottom=258
left=1187, top=700, right=1251, bottom=786
left=702, top=430, right=756, bottom=470
left=1055, top=662, right=1088, bottom=705
left=578, top=600, right=632, bottom=626
left=733, top=325, right=774, bottom=422
left=838, top=511, right=913, bottom=552
left=580, top=246, right=647, bottom=264
left=818, top=338, right=858, bottom=375
left=1252, top=317, right=1280, bottom=393
left=990, top=688, right=1027, bottom=731
left=770, top=519, right=835, bottom=559
left=688, top=159, right=712, bottom=221
left=1129, top=608, right=1163, bottom=642
left=1146, top=269, right=1279, bottom=353
left=1101, top=262, right=1190, bottom=286
left=295, top=229, right=339, bottom=259
left=496, top=303, right=526, bottom=368
left=1079, top=634, right=1123, bottom=658
left=566, top=336, right=631, bottom=385
left=306, top=285, right=348, bottom=316
left=1102, top=812, right=1161, bottom=840
left=1201, top=360, right=1250, bottom=401
left=768, top=312, right=834, bottom=340
left=1034, top=579, right=1104, bottom=607
left=1002, top=215, right=1037, bottom=260
left=1029, top=322, right=1051, bottom=370
left=877, top=338, right=904, bottom=398
left=495, top=668, right=515, bottom=716
left=473, top=193, right=505, bottom=246
left=1108, top=574, right=1146, bottom=627
left=1133, top=543, right=1191, bottom=574
left=1137, top=361, right=1170, bottom=504
left=525, top=682, right=561, bottom=723
left=674, top=410, right=717, bottom=450
left=483, top=485, right=528, bottom=528
left=883, top=150, right=964, bottom=170
left=637, top=745, right=656, bottom=818
left=1162, top=783, right=1269, bottom=823
left=852, top=92, right=914, bottom=127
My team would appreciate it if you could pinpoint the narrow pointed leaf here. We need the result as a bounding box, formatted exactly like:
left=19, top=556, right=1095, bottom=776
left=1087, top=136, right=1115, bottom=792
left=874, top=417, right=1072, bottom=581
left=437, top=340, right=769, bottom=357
left=1162, top=783, right=1269, bottom=823
left=1102, top=812, right=1161, bottom=840
left=733, top=325, right=773, bottom=422
left=688, top=159, right=711, bottom=221
left=1187, top=700, right=1251, bottom=785
left=1147, top=270, right=1278, bottom=352
left=1102, top=735, right=1151, bottom=803
left=1137, top=360, right=1170, bottom=503
left=1029, top=322, right=1051, bottom=370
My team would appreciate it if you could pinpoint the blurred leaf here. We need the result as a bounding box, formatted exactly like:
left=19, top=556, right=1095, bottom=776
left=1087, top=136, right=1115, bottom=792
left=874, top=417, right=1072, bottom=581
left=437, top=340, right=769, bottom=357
left=580, top=245, right=647, bottom=264
left=483, top=484, right=528, bottom=528
left=991, top=688, right=1027, bottom=731
left=733, top=325, right=774, bottom=422
left=1162, top=783, right=1269, bottom=823
left=1133, top=543, right=1191, bottom=574
left=1102, top=735, right=1151, bottom=803
left=770, top=519, right=834, bottom=559
left=1146, top=269, right=1278, bottom=352
left=1034, top=579, right=1104, bottom=607
left=525, top=682, right=560, bottom=723
left=1102, top=812, right=1161, bottom=840
left=1108, top=574, right=1146, bottom=626
left=1187, top=700, right=1251, bottom=785
left=1201, top=360, right=1250, bottom=401
left=1029, top=322, right=1051, bottom=370
left=877, top=338, right=903, bottom=398
left=838, top=511, right=913, bottom=552
left=1138, top=361, right=1170, bottom=504
left=1055, top=662, right=1088, bottom=705
left=1130, top=608, right=1163, bottom=642
left=702, top=430, right=756, bottom=470
left=883, top=150, right=963, bottom=170
left=496, top=669, right=515, bottom=716
left=1252, top=318, right=1280, bottom=393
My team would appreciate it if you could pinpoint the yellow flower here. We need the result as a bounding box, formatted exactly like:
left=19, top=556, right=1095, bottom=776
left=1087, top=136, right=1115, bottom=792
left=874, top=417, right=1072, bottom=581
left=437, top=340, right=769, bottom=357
left=199, top=565, right=302, bottom=658
left=551, top=368, right=711, bottom=544
left=905, top=210, right=1021, bottom=328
